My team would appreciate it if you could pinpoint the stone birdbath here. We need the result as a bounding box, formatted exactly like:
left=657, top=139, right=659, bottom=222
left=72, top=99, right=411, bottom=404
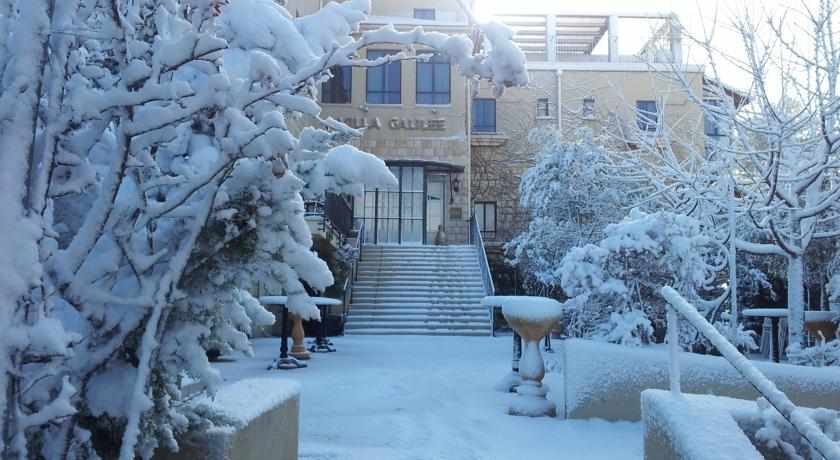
left=489, top=296, right=563, bottom=417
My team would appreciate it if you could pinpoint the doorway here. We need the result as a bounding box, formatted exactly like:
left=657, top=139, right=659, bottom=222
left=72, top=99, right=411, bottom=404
left=426, top=175, right=447, bottom=243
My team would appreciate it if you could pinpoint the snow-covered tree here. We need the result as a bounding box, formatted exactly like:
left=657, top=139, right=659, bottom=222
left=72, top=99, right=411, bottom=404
left=506, top=129, right=642, bottom=289
left=559, top=209, right=727, bottom=345
left=0, top=0, right=527, bottom=458
left=618, top=0, right=840, bottom=352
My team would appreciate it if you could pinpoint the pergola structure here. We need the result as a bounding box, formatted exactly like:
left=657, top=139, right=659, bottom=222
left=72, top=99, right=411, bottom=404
left=494, top=13, right=682, bottom=63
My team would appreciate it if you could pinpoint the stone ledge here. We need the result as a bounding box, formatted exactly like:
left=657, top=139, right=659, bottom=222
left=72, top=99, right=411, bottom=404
left=154, top=378, right=300, bottom=460
left=470, top=134, right=509, bottom=147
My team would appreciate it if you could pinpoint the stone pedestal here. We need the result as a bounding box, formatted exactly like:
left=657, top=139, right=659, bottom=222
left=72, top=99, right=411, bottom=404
left=289, top=315, right=311, bottom=360
left=503, top=308, right=562, bottom=417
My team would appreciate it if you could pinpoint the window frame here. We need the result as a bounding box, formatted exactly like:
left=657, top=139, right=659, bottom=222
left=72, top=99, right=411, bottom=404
left=472, top=98, right=497, bottom=133
left=416, top=53, right=451, bottom=105
left=704, top=98, right=725, bottom=137
left=536, top=97, right=550, bottom=118
left=636, top=100, right=659, bottom=132
left=321, top=65, right=352, bottom=104
left=474, top=201, right=497, bottom=240
left=413, top=8, right=436, bottom=20
left=582, top=97, right=596, bottom=120
left=366, top=49, right=402, bottom=105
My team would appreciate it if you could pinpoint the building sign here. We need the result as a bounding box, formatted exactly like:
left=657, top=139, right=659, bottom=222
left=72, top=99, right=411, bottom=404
left=340, top=117, right=446, bottom=131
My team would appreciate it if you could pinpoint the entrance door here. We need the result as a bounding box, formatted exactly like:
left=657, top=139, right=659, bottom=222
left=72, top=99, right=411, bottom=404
left=426, top=175, right=446, bottom=243
left=354, top=166, right=426, bottom=244
left=399, top=167, right=424, bottom=244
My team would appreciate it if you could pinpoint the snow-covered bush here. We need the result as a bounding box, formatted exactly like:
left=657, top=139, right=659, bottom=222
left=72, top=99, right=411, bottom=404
left=0, top=0, right=526, bottom=458
left=559, top=209, right=726, bottom=345
left=789, top=339, right=840, bottom=368
left=507, top=129, right=639, bottom=288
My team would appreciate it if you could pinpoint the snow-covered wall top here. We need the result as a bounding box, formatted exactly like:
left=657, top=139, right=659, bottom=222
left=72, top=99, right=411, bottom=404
left=642, top=390, right=764, bottom=460
left=197, top=378, right=301, bottom=431
left=562, top=339, right=840, bottom=421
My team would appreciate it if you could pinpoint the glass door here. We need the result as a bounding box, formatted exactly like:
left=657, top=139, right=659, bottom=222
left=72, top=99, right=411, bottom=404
left=400, top=167, right=424, bottom=244
left=353, top=165, right=426, bottom=244
left=426, top=175, right=446, bottom=243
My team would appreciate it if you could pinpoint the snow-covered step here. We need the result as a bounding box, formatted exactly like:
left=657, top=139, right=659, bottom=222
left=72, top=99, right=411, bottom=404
left=347, top=244, right=491, bottom=336
left=343, top=328, right=489, bottom=336
left=352, top=288, right=485, bottom=296
left=345, top=320, right=490, bottom=330
left=348, top=311, right=489, bottom=319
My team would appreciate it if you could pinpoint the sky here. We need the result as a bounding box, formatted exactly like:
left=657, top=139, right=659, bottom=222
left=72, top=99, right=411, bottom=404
left=474, top=0, right=805, bottom=91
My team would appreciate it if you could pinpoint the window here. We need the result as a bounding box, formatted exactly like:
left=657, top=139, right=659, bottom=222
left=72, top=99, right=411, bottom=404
left=413, top=8, right=435, bottom=20
left=474, top=202, right=497, bottom=240
left=582, top=97, right=596, bottom=119
left=472, top=98, right=496, bottom=133
left=704, top=99, right=724, bottom=137
left=366, top=50, right=401, bottom=104
left=416, top=53, right=450, bottom=105
left=636, top=100, right=658, bottom=132
left=536, top=98, right=550, bottom=118
left=321, top=65, right=351, bottom=104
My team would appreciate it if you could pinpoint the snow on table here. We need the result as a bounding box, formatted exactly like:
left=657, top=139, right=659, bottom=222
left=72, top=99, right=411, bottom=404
left=742, top=308, right=837, bottom=321
left=259, top=296, right=341, bottom=306
left=482, top=295, right=563, bottom=321
left=214, top=335, right=642, bottom=460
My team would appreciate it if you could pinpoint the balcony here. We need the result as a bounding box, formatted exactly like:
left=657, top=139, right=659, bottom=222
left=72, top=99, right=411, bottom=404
left=493, top=13, right=683, bottom=65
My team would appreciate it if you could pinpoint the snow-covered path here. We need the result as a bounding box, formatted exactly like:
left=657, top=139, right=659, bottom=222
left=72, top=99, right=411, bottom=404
left=218, top=335, right=642, bottom=460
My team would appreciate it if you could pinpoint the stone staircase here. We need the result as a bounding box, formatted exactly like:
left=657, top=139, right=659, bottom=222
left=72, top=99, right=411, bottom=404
left=345, top=245, right=491, bottom=336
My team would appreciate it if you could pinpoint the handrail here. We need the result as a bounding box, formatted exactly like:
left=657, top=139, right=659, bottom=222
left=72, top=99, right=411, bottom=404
left=339, top=220, right=364, bottom=333
left=662, top=287, right=840, bottom=460
left=470, top=212, right=495, bottom=296
left=356, top=220, right=365, bottom=266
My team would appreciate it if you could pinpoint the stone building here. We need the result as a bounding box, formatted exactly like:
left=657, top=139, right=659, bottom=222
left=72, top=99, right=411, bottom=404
left=286, top=0, right=709, bottom=251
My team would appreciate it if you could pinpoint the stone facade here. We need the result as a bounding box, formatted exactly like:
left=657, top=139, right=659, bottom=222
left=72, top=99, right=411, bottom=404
left=286, top=1, right=709, bottom=252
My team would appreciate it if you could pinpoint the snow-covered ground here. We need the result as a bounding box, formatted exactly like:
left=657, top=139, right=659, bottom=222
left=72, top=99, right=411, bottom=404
left=215, top=335, right=642, bottom=460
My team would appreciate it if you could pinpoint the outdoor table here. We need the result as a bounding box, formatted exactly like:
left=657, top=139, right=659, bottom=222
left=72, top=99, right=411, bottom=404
left=259, top=296, right=305, bottom=370
left=743, top=308, right=838, bottom=362
left=307, top=296, right=343, bottom=353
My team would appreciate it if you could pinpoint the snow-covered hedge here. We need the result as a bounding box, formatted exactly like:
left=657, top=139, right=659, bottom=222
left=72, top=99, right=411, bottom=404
left=561, top=339, right=840, bottom=421
left=559, top=209, right=726, bottom=345
left=506, top=130, right=638, bottom=288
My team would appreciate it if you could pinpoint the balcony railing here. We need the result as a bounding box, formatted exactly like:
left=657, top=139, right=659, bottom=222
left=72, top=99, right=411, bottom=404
left=304, top=192, right=353, bottom=241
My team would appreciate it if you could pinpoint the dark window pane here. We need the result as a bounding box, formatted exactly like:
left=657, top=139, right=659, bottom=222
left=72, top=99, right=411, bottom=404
left=472, top=98, right=496, bottom=133
left=413, top=8, right=435, bottom=20
left=704, top=99, right=723, bottom=137
left=636, top=100, right=658, bottom=131
left=475, top=201, right=497, bottom=239
left=416, top=53, right=450, bottom=105
left=322, top=65, right=351, bottom=104
left=367, top=50, right=401, bottom=104
left=537, top=98, right=549, bottom=117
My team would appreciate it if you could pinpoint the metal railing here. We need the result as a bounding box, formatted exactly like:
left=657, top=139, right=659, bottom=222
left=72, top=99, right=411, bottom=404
left=338, top=220, right=365, bottom=334
left=469, top=212, right=495, bottom=296
left=662, top=287, right=840, bottom=460
left=304, top=192, right=353, bottom=241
